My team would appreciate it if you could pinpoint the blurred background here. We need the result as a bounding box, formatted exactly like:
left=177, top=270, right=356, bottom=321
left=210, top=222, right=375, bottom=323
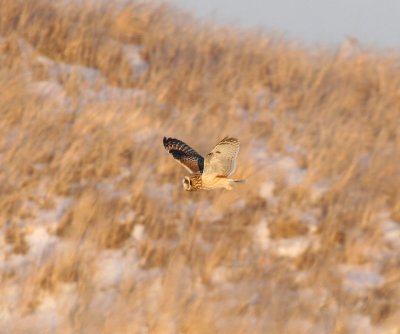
left=174, top=0, right=400, bottom=49
left=0, top=0, right=399, bottom=333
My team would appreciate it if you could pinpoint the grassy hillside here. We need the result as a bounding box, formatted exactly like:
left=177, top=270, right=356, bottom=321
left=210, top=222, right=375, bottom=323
left=0, top=0, right=399, bottom=333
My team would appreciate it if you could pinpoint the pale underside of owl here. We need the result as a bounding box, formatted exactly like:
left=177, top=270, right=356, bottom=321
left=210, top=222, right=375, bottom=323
left=163, top=136, right=245, bottom=191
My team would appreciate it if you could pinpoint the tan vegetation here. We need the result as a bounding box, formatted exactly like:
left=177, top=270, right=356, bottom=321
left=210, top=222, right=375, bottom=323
left=0, top=0, right=399, bottom=333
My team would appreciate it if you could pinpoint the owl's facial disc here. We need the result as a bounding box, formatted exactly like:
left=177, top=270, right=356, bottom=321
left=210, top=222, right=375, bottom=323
left=182, top=177, right=191, bottom=191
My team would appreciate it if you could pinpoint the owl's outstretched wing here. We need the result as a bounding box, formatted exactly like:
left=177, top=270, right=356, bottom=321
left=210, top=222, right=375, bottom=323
left=202, top=136, right=240, bottom=177
left=163, top=137, right=204, bottom=174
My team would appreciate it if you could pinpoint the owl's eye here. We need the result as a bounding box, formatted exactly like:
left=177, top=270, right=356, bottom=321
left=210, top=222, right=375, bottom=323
left=182, top=177, right=191, bottom=190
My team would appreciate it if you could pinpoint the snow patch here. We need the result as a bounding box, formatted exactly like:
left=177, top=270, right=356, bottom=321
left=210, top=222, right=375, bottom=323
left=381, top=220, right=400, bottom=245
left=122, top=44, right=148, bottom=79
left=57, top=283, right=78, bottom=315
left=252, top=140, right=307, bottom=200
left=89, top=86, right=145, bottom=103
left=254, top=219, right=271, bottom=251
left=132, top=224, right=145, bottom=241
left=95, top=250, right=140, bottom=289
left=259, top=181, right=275, bottom=201
left=346, top=314, right=380, bottom=334
left=133, top=127, right=160, bottom=144
left=272, top=236, right=313, bottom=258
left=198, top=206, right=224, bottom=222
left=33, top=196, right=73, bottom=228
left=95, top=251, right=126, bottom=288
left=25, top=227, right=58, bottom=259
left=30, top=81, right=69, bottom=106
left=254, top=219, right=315, bottom=257
left=292, top=209, right=321, bottom=233
left=276, top=156, right=306, bottom=185
left=340, top=265, right=384, bottom=294
left=309, top=181, right=330, bottom=202
left=211, top=266, right=230, bottom=285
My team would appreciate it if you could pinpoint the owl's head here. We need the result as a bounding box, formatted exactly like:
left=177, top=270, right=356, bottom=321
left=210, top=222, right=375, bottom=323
left=182, top=176, right=192, bottom=191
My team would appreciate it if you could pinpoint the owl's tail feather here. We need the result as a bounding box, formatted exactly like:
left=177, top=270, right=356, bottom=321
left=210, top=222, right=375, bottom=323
left=224, top=179, right=245, bottom=190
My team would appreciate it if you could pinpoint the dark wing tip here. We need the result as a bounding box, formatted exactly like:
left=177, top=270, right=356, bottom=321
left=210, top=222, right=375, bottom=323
left=163, top=137, right=170, bottom=150
left=169, top=149, right=184, bottom=159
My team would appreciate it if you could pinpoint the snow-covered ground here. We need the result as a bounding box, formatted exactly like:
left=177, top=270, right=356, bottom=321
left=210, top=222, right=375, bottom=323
left=1, top=35, right=399, bottom=334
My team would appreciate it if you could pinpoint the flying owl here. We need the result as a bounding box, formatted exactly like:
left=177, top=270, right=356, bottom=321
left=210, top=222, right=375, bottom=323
left=163, top=136, right=245, bottom=191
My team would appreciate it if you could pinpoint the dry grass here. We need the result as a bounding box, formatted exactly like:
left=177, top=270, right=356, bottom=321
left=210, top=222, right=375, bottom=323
left=0, top=0, right=399, bottom=333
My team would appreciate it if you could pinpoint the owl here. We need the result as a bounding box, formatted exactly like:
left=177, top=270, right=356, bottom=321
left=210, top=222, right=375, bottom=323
left=163, top=136, right=245, bottom=191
